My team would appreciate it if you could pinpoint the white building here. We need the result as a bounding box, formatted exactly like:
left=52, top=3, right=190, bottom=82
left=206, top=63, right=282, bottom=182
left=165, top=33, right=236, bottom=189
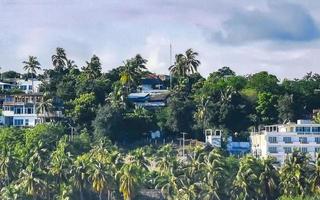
left=16, top=79, right=41, bottom=93
left=1, top=94, right=43, bottom=127
left=205, top=129, right=222, bottom=148
left=251, top=120, right=320, bottom=163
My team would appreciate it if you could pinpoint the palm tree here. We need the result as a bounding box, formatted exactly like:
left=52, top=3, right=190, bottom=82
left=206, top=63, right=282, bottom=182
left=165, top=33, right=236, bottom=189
left=120, top=54, right=148, bottom=93
left=280, top=151, right=311, bottom=197
left=120, top=61, right=135, bottom=93
left=36, top=95, right=53, bottom=123
left=87, top=160, right=114, bottom=200
left=259, top=157, right=280, bottom=200
left=23, top=56, right=41, bottom=93
left=128, top=148, right=150, bottom=171
left=311, top=154, right=320, bottom=194
left=18, top=164, right=46, bottom=199
left=52, top=47, right=67, bottom=71
left=185, top=48, right=200, bottom=74
left=49, top=137, right=72, bottom=187
left=82, top=55, right=102, bottom=79
left=155, top=171, right=178, bottom=200
left=232, top=155, right=263, bottom=200
left=116, top=163, right=141, bottom=200
left=70, top=155, right=90, bottom=200
left=0, top=147, right=20, bottom=186
left=169, top=49, right=200, bottom=79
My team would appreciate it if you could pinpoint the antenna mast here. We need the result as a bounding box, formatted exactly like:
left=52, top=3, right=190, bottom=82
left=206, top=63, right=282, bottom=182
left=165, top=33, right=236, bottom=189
left=169, top=44, right=172, bottom=89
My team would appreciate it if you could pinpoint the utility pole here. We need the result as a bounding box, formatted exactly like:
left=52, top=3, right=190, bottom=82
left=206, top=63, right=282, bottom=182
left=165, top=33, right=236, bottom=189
left=169, top=44, right=173, bottom=89
left=181, top=132, right=188, bottom=158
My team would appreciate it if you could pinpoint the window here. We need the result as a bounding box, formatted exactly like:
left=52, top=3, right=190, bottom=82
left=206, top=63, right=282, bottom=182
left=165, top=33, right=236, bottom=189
left=20, top=85, right=27, bottom=90
left=28, top=85, right=32, bottom=90
left=14, top=119, right=23, bottom=126
left=25, top=119, right=29, bottom=126
left=283, top=137, right=292, bottom=143
left=14, top=107, right=23, bottom=114
left=296, top=127, right=312, bottom=134
left=315, top=137, right=320, bottom=144
left=268, top=137, right=277, bottom=143
left=268, top=147, right=277, bottom=153
left=284, top=147, right=292, bottom=153
left=299, top=137, right=308, bottom=144
left=299, top=147, right=308, bottom=153
left=25, top=107, right=34, bottom=114
left=315, top=147, right=320, bottom=153
left=312, top=127, right=320, bottom=133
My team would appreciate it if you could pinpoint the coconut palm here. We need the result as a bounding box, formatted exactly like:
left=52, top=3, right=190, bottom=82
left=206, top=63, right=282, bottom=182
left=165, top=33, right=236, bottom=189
left=18, top=164, right=46, bottom=199
left=155, top=171, right=178, bottom=200
left=169, top=49, right=200, bottom=78
left=280, top=151, right=311, bottom=197
left=52, top=47, right=67, bottom=71
left=70, top=155, right=90, bottom=200
left=49, top=137, right=72, bottom=186
left=185, top=48, right=200, bottom=74
left=311, top=154, right=320, bottom=194
left=0, top=147, right=20, bottom=186
left=120, top=54, right=147, bottom=93
left=232, top=155, right=263, bottom=200
left=87, top=160, right=114, bottom=200
left=22, top=56, right=41, bottom=93
left=116, top=163, right=141, bottom=200
left=128, top=148, right=150, bottom=171
left=259, top=157, right=280, bottom=200
left=36, top=95, right=53, bottom=123
left=82, top=55, right=102, bottom=79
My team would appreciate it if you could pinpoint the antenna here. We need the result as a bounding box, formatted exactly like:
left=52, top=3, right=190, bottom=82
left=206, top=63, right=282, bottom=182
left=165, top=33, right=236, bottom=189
left=169, top=44, right=172, bottom=89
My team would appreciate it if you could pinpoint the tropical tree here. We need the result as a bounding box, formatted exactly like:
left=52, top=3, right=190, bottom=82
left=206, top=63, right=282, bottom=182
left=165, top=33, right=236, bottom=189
left=0, top=146, right=20, bottom=186
left=116, top=163, right=141, bottom=200
left=169, top=49, right=200, bottom=79
left=87, top=160, right=114, bottom=200
left=23, top=56, right=41, bottom=93
left=17, top=164, right=46, bottom=199
left=81, top=55, right=102, bottom=79
left=280, top=151, right=312, bottom=197
left=310, top=154, right=320, bottom=194
left=36, top=94, right=53, bottom=123
left=259, top=157, right=280, bottom=200
left=52, top=47, right=67, bottom=71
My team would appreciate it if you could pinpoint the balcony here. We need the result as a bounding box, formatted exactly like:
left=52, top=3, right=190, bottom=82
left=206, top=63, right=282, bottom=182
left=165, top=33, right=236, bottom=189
left=2, top=110, right=14, bottom=116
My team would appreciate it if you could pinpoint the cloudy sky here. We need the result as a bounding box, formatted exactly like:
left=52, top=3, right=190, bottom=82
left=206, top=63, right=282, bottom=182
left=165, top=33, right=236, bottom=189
left=1, top=0, right=320, bottom=79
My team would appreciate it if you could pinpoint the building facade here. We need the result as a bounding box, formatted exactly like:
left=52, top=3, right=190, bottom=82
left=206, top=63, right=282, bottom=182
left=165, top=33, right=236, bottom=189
left=1, top=94, right=43, bottom=127
left=251, top=120, right=320, bottom=163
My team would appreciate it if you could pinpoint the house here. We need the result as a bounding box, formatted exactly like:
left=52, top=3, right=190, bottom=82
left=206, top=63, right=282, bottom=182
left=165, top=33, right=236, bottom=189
left=1, top=94, right=43, bottom=126
left=0, top=82, right=13, bottom=91
left=251, top=120, right=320, bottom=163
left=128, top=90, right=169, bottom=108
left=16, top=79, right=41, bottom=93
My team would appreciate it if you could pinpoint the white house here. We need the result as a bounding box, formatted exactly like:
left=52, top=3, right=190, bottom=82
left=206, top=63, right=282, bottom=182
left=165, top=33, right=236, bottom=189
left=16, top=79, right=41, bottom=93
left=1, top=94, right=43, bottom=127
left=251, top=120, right=320, bottom=163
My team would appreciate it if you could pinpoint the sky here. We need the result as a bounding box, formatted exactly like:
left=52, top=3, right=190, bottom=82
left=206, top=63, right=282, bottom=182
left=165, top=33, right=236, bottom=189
left=0, top=0, right=320, bottom=79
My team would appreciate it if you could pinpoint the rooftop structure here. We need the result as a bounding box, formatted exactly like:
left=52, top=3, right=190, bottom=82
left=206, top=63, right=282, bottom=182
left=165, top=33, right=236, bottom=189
left=251, top=120, right=320, bottom=163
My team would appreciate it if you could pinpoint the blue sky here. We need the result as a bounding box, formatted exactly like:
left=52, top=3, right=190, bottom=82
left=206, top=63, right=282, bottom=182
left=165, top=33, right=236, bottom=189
left=0, top=0, right=320, bottom=79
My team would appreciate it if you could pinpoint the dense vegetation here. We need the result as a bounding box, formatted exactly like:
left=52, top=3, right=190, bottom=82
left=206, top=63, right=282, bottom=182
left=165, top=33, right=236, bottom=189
left=3, top=47, right=320, bottom=141
left=1, top=47, right=320, bottom=199
left=0, top=124, right=320, bottom=199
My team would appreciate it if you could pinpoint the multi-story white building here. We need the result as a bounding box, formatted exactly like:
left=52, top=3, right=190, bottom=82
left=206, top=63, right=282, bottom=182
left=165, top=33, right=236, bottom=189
left=251, top=120, right=320, bottom=163
left=1, top=94, right=43, bottom=126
